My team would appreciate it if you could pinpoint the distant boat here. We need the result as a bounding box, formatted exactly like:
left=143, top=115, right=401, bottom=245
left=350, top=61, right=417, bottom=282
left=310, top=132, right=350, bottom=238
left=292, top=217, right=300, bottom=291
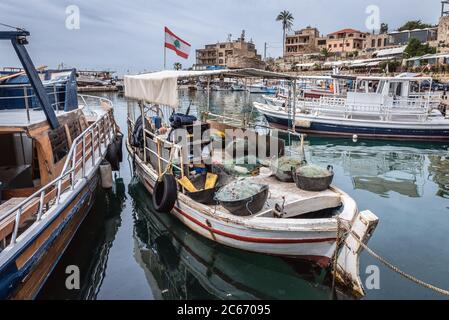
left=230, top=84, right=245, bottom=91
left=255, top=75, right=449, bottom=141
left=246, top=83, right=276, bottom=94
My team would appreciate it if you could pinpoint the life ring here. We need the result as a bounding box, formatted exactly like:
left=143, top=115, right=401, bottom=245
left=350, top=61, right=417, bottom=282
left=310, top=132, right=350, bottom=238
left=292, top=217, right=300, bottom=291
left=152, top=174, right=178, bottom=212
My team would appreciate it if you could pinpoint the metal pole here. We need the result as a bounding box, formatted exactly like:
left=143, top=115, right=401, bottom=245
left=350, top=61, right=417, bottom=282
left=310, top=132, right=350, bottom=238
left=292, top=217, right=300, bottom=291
left=207, top=77, right=211, bottom=112
left=23, top=87, right=30, bottom=123
left=292, top=79, right=297, bottom=133
left=164, top=43, right=167, bottom=70
left=264, top=42, right=267, bottom=61
left=141, top=102, right=146, bottom=163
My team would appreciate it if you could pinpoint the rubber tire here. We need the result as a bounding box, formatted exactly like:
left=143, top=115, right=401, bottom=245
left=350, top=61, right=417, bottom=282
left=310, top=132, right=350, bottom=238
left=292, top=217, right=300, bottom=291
left=152, top=174, right=178, bottom=213
left=106, top=143, right=120, bottom=171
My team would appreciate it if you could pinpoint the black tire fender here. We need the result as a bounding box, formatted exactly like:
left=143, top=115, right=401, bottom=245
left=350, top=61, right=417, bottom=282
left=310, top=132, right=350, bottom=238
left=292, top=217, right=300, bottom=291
left=152, top=174, right=178, bottom=212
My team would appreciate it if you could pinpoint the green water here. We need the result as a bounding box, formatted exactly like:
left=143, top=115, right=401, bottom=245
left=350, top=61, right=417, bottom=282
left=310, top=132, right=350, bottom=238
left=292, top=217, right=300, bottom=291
left=38, top=91, right=449, bottom=300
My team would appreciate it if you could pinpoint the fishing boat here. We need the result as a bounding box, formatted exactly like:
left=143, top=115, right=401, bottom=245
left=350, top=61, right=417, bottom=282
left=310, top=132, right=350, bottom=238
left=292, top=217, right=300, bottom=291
left=262, top=76, right=343, bottom=108
left=230, top=84, right=245, bottom=92
left=246, top=83, right=277, bottom=94
left=255, top=75, right=449, bottom=141
left=124, top=68, right=379, bottom=297
left=129, top=179, right=341, bottom=300
left=0, top=30, right=122, bottom=299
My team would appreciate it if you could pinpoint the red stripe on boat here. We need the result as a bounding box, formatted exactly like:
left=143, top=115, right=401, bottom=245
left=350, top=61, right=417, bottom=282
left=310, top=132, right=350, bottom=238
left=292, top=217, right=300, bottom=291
left=173, top=207, right=336, bottom=244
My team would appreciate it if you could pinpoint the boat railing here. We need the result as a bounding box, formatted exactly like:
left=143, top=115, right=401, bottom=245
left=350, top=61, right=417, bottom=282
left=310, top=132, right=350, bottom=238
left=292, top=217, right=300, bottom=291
left=305, top=95, right=436, bottom=121
left=0, top=98, right=116, bottom=250
left=0, top=82, right=72, bottom=122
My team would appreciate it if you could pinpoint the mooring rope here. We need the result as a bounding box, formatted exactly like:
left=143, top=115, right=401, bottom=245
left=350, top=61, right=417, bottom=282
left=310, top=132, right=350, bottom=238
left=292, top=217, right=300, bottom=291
left=0, top=22, right=25, bottom=31
left=347, top=229, right=449, bottom=297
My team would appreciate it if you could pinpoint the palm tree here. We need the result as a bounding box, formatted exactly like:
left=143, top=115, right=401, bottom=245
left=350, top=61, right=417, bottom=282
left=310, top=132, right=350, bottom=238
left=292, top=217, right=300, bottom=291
left=173, top=62, right=182, bottom=70
left=276, top=10, right=294, bottom=57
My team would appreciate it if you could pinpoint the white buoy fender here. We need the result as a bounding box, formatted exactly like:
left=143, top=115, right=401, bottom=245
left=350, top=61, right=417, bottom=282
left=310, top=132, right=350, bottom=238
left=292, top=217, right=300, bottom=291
left=100, top=160, right=113, bottom=189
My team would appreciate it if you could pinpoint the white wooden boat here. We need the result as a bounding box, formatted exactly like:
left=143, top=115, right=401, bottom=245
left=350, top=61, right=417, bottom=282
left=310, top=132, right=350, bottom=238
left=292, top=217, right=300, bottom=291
left=124, top=69, right=379, bottom=296
left=255, top=75, right=449, bottom=140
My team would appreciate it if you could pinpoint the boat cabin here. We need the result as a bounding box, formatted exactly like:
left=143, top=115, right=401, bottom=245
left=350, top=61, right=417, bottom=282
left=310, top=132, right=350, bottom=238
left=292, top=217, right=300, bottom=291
left=348, top=76, right=439, bottom=109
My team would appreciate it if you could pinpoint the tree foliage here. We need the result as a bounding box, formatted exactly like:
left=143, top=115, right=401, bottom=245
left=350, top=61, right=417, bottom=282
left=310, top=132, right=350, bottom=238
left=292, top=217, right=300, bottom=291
left=276, top=10, right=294, bottom=56
left=398, top=20, right=434, bottom=31
left=404, top=38, right=436, bottom=58
left=173, top=62, right=182, bottom=70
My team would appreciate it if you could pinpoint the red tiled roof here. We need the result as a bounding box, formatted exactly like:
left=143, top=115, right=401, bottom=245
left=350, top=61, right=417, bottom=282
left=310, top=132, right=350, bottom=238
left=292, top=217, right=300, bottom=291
left=329, top=28, right=361, bottom=35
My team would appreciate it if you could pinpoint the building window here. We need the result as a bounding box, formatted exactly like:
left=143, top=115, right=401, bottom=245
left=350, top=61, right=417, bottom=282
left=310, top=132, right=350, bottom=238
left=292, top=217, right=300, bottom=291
left=372, top=39, right=376, bottom=47
left=334, top=44, right=337, bottom=48
left=346, top=43, right=350, bottom=47
left=219, top=59, right=224, bottom=64
left=378, top=39, right=382, bottom=47
left=219, top=52, right=223, bottom=57
left=384, top=38, right=388, bottom=46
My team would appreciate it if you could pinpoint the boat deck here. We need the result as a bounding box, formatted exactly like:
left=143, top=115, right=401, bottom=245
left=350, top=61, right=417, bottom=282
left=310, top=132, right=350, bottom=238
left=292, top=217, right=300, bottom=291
left=207, top=168, right=342, bottom=219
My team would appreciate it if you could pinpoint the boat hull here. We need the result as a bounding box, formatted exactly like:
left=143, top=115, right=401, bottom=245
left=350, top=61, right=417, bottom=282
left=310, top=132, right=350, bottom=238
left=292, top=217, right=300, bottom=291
left=0, top=173, right=99, bottom=299
left=131, top=149, right=338, bottom=266
left=257, top=105, right=449, bottom=141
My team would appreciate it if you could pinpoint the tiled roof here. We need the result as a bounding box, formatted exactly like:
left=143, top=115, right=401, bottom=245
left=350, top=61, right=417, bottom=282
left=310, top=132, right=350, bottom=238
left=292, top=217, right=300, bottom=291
left=329, top=28, right=362, bottom=35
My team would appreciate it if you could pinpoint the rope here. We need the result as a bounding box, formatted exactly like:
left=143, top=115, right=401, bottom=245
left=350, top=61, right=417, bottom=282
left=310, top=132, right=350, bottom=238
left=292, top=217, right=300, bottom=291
left=0, top=22, right=25, bottom=31
left=348, top=230, right=449, bottom=296
left=331, top=217, right=343, bottom=296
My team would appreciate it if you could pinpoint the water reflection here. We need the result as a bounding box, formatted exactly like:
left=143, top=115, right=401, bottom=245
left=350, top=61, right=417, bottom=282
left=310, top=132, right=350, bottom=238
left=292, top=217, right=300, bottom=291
left=37, top=177, right=126, bottom=300
left=128, top=179, right=336, bottom=300
left=428, top=154, right=449, bottom=199
left=306, top=138, right=449, bottom=199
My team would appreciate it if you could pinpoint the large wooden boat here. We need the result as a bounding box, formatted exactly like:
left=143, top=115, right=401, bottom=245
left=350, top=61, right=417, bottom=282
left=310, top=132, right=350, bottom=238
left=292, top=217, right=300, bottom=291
left=124, top=69, right=379, bottom=297
left=0, top=30, right=121, bottom=299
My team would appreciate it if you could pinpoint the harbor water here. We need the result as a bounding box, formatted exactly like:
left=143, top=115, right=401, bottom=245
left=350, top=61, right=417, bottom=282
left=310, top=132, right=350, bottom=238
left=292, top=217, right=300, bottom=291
left=38, top=90, right=449, bottom=300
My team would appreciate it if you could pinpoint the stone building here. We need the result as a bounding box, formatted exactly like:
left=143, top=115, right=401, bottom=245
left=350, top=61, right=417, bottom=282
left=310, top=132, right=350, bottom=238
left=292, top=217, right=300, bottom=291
left=364, top=33, right=392, bottom=52
left=325, top=29, right=369, bottom=56
left=285, top=27, right=320, bottom=56
left=195, top=31, right=265, bottom=69
left=437, top=16, right=449, bottom=52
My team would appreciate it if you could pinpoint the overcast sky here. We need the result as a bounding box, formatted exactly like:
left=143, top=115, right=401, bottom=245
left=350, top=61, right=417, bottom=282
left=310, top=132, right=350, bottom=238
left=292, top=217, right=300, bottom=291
left=0, top=0, right=444, bottom=74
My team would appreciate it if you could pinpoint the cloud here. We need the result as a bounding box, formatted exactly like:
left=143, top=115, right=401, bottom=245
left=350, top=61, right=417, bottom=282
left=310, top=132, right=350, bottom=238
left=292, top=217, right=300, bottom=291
left=0, top=0, right=442, bottom=74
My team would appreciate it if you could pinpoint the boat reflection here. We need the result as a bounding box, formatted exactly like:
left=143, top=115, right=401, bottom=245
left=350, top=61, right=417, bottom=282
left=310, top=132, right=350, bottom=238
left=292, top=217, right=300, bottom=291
left=128, top=179, right=338, bottom=300
left=37, top=177, right=126, bottom=300
left=306, top=137, right=449, bottom=199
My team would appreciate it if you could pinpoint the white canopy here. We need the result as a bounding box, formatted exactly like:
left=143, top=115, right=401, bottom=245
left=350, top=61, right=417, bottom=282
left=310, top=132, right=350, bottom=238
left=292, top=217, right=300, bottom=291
left=124, top=69, right=296, bottom=108
left=374, top=46, right=406, bottom=58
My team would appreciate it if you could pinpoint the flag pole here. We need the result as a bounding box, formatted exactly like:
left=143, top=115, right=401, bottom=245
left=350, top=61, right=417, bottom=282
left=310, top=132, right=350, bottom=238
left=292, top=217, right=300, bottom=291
left=164, top=33, right=166, bottom=70
left=164, top=45, right=166, bottom=70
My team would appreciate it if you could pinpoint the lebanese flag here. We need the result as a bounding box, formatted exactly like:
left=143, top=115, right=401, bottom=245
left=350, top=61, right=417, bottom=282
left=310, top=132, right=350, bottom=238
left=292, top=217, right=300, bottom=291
left=165, top=27, right=191, bottom=59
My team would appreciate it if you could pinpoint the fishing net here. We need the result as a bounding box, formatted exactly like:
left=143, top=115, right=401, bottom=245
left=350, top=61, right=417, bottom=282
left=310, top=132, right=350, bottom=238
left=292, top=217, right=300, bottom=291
left=216, top=180, right=266, bottom=202
left=296, top=164, right=332, bottom=178
left=272, top=156, right=303, bottom=172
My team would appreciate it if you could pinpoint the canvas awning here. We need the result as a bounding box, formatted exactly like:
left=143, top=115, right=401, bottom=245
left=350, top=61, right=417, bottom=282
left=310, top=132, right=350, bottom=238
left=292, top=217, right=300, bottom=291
left=124, top=68, right=296, bottom=107
left=374, top=46, right=406, bottom=57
